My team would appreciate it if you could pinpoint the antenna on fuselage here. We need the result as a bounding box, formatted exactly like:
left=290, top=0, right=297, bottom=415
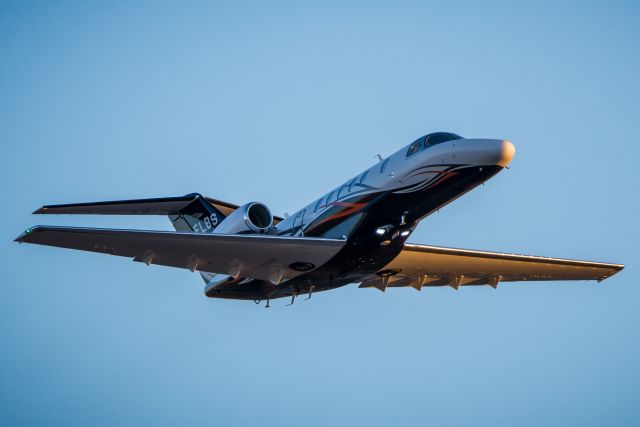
left=373, top=154, right=383, bottom=162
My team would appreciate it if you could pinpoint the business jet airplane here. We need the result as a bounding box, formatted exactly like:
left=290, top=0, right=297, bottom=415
left=15, top=132, right=623, bottom=306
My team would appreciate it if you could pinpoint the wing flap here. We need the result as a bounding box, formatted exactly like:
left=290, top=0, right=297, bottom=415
left=365, top=243, right=623, bottom=290
left=15, top=226, right=344, bottom=283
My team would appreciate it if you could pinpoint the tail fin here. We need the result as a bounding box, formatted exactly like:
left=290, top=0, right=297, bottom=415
left=167, top=194, right=226, bottom=234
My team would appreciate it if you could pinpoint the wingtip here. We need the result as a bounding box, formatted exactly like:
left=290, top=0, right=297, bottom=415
left=14, top=226, right=40, bottom=242
left=610, top=263, right=625, bottom=274
left=33, top=206, right=47, bottom=214
left=598, top=264, right=625, bottom=282
left=613, top=264, right=625, bottom=274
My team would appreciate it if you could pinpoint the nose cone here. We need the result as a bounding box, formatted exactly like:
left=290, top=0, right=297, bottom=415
left=448, top=139, right=515, bottom=167
left=475, top=139, right=516, bottom=167
left=496, top=140, right=516, bottom=167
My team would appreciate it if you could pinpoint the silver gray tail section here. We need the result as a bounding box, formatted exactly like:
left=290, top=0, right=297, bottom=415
left=167, top=193, right=227, bottom=234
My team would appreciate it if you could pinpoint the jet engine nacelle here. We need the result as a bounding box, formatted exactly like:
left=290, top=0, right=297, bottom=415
left=214, top=202, right=273, bottom=234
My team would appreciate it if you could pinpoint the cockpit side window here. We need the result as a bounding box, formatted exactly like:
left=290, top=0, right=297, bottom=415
left=406, top=137, right=424, bottom=157
left=424, top=132, right=462, bottom=149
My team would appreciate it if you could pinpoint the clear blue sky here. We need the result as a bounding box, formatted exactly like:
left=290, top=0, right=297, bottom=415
left=1, top=1, right=638, bottom=425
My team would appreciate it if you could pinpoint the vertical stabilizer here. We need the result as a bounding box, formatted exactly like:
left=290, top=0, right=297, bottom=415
left=168, top=193, right=227, bottom=234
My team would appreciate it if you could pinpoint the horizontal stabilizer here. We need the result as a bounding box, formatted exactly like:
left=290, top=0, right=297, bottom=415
left=33, top=194, right=243, bottom=217
left=15, top=226, right=344, bottom=283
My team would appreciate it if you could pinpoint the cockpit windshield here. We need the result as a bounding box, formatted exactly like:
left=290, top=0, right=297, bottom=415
left=406, top=137, right=424, bottom=157
left=424, top=132, right=462, bottom=148
left=406, top=132, right=463, bottom=157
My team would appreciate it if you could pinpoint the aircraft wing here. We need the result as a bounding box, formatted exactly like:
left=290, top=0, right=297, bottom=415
left=15, top=226, right=345, bottom=284
left=360, top=243, right=624, bottom=291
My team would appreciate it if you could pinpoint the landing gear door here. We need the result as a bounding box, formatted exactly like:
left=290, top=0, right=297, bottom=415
left=292, top=209, right=306, bottom=236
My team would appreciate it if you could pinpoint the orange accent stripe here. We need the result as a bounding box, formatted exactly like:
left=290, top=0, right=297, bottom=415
left=409, top=170, right=459, bottom=178
left=422, top=173, right=457, bottom=191
left=314, top=202, right=367, bottom=227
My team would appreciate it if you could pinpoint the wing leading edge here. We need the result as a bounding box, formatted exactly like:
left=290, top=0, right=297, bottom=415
left=15, top=226, right=345, bottom=284
left=360, top=243, right=623, bottom=291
